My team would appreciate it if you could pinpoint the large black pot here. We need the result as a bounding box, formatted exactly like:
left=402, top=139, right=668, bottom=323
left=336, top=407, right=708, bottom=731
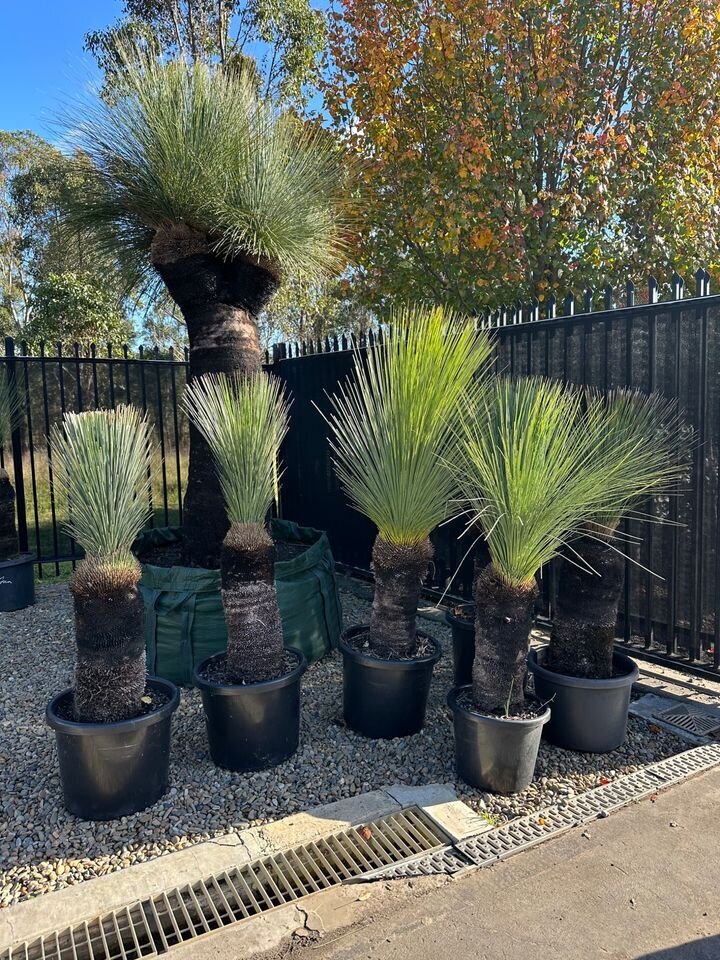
left=0, top=553, right=35, bottom=612
left=446, top=605, right=475, bottom=687
left=448, top=686, right=550, bottom=794
left=194, top=649, right=306, bottom=771
left=340, top=625, right=442, bottom=740
left=46, top=677, right=180, bottom=821
left=528, top=647, right=639, bottom=753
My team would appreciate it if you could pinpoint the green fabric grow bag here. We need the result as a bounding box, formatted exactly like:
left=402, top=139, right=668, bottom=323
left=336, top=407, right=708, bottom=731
left=137, top=520, right=343, bottom=685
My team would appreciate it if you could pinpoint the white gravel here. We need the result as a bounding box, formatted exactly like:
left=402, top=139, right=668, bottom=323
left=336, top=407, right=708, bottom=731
left=0, top=582, right=688, bottom=907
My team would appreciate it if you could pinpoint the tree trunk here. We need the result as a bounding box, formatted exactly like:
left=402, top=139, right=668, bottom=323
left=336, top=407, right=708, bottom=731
left=0, top=468, right=18, bottom=561
left=221, top=522, right=284, bottom=683
left=549, top=536, right=625, bottom=679
left=369, top=535, right=433, bottom=658
left=151, top=226, right=280, bottom=568
left=71, top=557, right=146, bottom=723
left=472, top=564, right=538, bottom=714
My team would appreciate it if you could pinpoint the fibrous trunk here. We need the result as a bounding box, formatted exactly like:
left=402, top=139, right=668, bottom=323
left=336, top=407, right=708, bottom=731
left=71, top=557, right=146, bottom=723
left=0, top=468, right=18, bottom=561
left=549, top=536, right=625, bottom=679
left=152, top=226, right=279, bottom=569
left=221, top=522, right=284, bottom=683
left=369, top=536, right=433, bottom=658
left=472, top=564, right=538, bottom=714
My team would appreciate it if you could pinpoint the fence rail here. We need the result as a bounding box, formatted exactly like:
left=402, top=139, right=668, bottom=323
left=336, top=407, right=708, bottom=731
left=2, top=271, right=719, bottom=675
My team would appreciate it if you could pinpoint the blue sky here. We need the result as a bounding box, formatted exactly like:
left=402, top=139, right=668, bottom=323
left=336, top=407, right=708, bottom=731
left=0, top=1, right=123, bottom=138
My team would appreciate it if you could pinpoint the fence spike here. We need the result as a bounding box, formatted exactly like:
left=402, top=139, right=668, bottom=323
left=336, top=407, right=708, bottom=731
left=563, top=293, right=575, bottom=317
left=695, top=267, right=709, bottom=297
left=583, top=288, right=594, bottom=313
left=705, top=269, right=711, bottom=294
left=649, top=275, right=660, bottom=304
left=605, top=285, right=616, bottom=310
left=626, top=281, right=635, bottom=307
left=341, top=334, right=348, bottom=351
left=529, top=298, right=540, bottom=322
left=333, top=335, right=339, bottom=351
left=546, top=294, right=557, bottom=319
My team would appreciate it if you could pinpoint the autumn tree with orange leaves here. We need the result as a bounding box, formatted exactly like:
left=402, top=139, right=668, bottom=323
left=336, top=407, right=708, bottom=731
left=324, top=0, right=720, bottom=309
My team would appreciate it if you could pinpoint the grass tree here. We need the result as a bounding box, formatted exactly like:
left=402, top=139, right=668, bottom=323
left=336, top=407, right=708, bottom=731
left=549, top=389, right=683, bottom=680
left=325, top=304, right=493, bottom=659
left=65, top=49, right=351, bottom=566
left=0, top=374, right=22, bottom=561
left=452, top=377, right=623, bottom=714
left=50, top=408, right=153, bottom=723
left=183, top=373, right=290, bottom=683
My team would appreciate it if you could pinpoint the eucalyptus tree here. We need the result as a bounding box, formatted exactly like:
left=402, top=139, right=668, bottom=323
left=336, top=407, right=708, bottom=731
left=324, top=305, right=493, bottom=659
left=65, top=52, right=350, bottom=565
left=50, top=408, right=153, bottom=722
left=549, top=390, right=683, bottom=679
left=183, top=373, right=290, bottom=682
left=0, top=373, right=21, bottom=560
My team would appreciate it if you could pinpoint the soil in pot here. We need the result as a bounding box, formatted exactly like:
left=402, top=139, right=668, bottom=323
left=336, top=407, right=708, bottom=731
left=447, top=603, right=475, bottom=687
left=194, top=648, right=306, bottom=772
left=528, top=646, right=639, bottom=753
left=340, top=624, right=442, bottom=739
left=46, top=676, right=180, bottom=821
left=448, top=685, right=550, bottom=793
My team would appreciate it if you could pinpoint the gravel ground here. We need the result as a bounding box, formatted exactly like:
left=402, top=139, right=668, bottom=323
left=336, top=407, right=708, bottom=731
left=0, top=583, right=689, bottom=908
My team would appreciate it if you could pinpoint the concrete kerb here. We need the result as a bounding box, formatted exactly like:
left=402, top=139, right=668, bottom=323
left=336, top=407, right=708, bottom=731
left=0, top=782, right=486, bottom=954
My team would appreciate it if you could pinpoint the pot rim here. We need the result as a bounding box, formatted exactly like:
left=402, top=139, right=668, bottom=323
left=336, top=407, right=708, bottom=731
left=193, top=647, right=307, bottom=694
left=446, top=604, right=475, bottom=629
left=0, top=552, right=37, bottom=570
left=447, top=684, right=551, bottom=728
left=528, top=646, right=640, bottom=689
left=46, top=676, right=180, bottom=735
left=339, top=624, right=442, bottom=670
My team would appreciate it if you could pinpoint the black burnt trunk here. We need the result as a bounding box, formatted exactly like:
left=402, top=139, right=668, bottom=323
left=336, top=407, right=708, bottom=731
left=221, top=522, right=284, bottom=683
left=549, top=536, right=626, bottom=679
left=0, top=469, right=18, bottom=561
left=472, top=564, right=538, bottom=714
left=71, top=559, right=146, bottom=723
left=152, top=226, right=279, bottom=569
left=369, top=535, right=433, bottom=658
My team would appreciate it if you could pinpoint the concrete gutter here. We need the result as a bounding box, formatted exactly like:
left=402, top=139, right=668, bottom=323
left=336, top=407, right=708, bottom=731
left=0, top=783, right=488, bottom=955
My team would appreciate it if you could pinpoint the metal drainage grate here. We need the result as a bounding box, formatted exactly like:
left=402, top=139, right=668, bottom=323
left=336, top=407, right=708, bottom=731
left=2, top=808, right=448, bottom=960
left=365, top=743, right=720, bottom=882
left=657, top=705, right=720, bottom=738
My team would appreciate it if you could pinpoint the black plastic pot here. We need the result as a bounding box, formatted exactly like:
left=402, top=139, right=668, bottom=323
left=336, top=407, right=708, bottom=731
left=448, top=686, right=550, bottom=794
left=46, top=677, right=180, bottom=821
left=340, top=625, right=442, bottom=739
left=528, top=647, right=639, bottom=753
left=447, top=605, right=475, bottom=687
left=194, top=649, right=307, bottom=771
left=0, top=553, right=35, bottom=612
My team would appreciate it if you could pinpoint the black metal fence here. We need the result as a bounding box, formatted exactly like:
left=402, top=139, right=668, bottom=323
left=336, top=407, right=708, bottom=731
left=2, top=271, right=719, bottom=674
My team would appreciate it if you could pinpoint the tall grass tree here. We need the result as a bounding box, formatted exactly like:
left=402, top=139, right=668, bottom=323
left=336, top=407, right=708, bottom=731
left=183, top=372, right=290, bottom=682
left=0, top=373, right=22, bottom=561
left=453, top=378, right=627, bottom=714
left=64, top=49, right=351, bottom=566
left=549, top=390, right=684, bottom=680
left=325, top=304, right=493, bottom=659
left=50, top=407, right=153, bottom=723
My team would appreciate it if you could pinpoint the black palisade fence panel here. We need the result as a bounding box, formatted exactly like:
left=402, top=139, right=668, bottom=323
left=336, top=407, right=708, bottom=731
left=2, top=271, right=720, bottom=675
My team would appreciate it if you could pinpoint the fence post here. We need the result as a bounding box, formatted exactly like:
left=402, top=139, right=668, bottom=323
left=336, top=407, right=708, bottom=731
left=4, top=337, right=29, bottom=554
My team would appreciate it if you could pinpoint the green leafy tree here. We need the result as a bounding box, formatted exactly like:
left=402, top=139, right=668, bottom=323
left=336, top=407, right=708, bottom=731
left=63, top=52, right=352, bottom=566
left=0, top=131, right=134, bottom=345
left=28, top=272, right=134, bottom=349
left=86, top=0, right=326, bottom=105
